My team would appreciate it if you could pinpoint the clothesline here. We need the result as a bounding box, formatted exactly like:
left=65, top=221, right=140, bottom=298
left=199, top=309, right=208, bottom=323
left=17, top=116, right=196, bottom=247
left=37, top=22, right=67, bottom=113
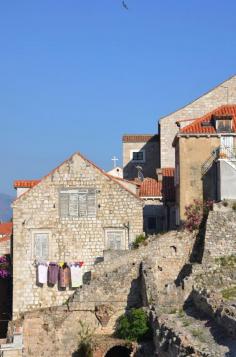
left=37, top=261, right=84, bottom=288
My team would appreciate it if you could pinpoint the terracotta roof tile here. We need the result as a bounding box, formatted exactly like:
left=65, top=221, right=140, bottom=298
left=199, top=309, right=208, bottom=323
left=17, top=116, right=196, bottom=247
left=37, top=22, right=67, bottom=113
left=0, top=222, right=13, bottom=236
left=14, top=180, right=41, bottom=189
left=139, top=168, right=175, bottom=201
left=122, top=134, right=159, bottom=143
left=180, top=105, right=236, bottom=134
left=139, top=178, right=162, bottom=197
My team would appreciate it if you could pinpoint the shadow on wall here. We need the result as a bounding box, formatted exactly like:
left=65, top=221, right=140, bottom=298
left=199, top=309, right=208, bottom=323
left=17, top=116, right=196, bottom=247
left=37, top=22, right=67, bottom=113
left=202, top=162, right=218, bottom=202
left=123, top=136, right=160, bottom=180
left=104, top=346, right=132, bottom=357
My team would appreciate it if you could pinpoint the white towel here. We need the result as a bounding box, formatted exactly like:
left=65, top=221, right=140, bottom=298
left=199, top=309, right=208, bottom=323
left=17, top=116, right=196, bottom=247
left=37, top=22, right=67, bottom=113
left=70, top=265, right=83, bottom=287
left=38, top=264, right=48, bottom=284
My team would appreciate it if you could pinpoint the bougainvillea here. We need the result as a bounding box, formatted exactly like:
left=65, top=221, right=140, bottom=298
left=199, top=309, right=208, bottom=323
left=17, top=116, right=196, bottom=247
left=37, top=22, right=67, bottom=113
left=0, top=255, right=11, bottom=279
left=184, top=199, right=213, bottom=232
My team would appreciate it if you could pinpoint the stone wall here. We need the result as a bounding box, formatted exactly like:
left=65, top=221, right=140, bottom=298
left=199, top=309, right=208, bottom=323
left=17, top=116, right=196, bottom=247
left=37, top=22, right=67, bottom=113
left=159, top=75, right=236, bottom=168
left=176, top=136, right=220, bottom=220
left=12, top=152, right=143, bottom=317
left=204, top=209, right=236, bottom=262
left=7, top=230, right=195, bottom=357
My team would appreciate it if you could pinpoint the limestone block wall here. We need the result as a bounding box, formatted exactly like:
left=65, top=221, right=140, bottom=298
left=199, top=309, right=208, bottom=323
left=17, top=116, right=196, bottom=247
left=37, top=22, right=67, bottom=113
left=204, top=210, right=236, bottom=262
left=12, top=153, right=143, bottom=317
left=160, top=75, right=236, bottom=168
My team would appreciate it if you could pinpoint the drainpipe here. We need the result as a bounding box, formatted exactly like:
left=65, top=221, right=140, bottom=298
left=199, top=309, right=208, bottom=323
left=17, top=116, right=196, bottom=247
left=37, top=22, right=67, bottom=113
left=123, top=222, right=130, bottom=249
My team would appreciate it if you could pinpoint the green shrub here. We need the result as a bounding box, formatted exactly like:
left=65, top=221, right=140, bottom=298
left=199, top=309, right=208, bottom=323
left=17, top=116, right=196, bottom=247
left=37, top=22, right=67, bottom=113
left=221, top=286, right=236, bottom=300
left=116, top=308, right=151, bottom=342
left=132, top=234, right=147, bottom=249
left=232, top=202, right=236, bottom=211
left=222, top=199, right=228, bottom=207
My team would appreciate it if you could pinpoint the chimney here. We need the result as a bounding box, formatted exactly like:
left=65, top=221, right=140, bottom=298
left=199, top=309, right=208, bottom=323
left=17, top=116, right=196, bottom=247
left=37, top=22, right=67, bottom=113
left=156, top=168, right=163, bottom=182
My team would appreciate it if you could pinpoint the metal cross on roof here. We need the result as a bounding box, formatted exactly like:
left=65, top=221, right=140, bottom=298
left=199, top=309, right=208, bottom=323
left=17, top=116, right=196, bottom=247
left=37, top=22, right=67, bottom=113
left=111, top=156, right=119, bottom=168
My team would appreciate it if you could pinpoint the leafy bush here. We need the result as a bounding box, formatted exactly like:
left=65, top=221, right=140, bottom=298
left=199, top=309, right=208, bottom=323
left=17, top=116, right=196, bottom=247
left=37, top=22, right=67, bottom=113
left=77, top=321, right=94, bottom=357
left=232, top=202, right=236, bottom=211
left=184, top=200, right=213, bottom=232
left=222, top=199, right=229, bottom=207
left=115, top=308, right=151, bottom=342
left=132, top=234, right=147, bottom=249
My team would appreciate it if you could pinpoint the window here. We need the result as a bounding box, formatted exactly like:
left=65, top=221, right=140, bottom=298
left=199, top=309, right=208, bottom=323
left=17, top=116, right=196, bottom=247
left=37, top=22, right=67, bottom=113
left=34, top=233, right=49, bottom=260
left=130, top=150, right=145, bottom=163
left=105, top=229, right=125, bottom=250
left=60, top=188, right=96, bottom=218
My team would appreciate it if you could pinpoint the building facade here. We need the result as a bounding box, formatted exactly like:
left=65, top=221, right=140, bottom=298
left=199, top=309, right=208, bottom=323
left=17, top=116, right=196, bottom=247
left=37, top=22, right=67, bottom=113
left=123, top=134, right=160, bottom=180
left=160, top=75, right=236, bottom=168
left=173, top=105, right=236, bottom=223
left=12, top=152, right=143, bottom=317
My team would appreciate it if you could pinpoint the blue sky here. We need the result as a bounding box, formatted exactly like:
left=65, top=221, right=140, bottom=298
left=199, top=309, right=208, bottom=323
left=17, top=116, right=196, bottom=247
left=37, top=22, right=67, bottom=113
left=1, top=0, right=236, bottom=195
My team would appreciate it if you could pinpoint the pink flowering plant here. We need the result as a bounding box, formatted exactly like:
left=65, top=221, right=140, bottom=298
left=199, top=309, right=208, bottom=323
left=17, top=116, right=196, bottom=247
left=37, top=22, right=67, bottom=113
left=0, top=255, right=11, bottom=279
left=184, top=199, right=214, bottom=232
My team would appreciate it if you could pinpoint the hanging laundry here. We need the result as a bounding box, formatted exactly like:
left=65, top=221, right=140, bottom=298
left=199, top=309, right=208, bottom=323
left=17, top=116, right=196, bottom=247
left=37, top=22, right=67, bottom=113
left=37, top=262, right=48, bottom=284
left=59, top=264, right=71, bottom=288
left=48, top=263, right=59, bottom=285
left=70, top=264, right=83, bottom=288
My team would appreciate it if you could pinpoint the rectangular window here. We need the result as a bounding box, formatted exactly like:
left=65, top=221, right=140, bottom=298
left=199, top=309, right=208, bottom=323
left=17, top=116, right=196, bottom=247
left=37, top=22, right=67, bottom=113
left=130, top=150, right=145, bottom=163
left=34, top=233, right=49, bottom=260
left=60, top=188, right=96, bottom=218
left=105, top=230, right=125, bottom=250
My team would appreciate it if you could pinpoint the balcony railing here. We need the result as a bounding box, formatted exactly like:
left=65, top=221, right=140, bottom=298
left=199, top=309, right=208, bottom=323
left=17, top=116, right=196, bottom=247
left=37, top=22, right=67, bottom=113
left=201, top=145, right=236, bottom=176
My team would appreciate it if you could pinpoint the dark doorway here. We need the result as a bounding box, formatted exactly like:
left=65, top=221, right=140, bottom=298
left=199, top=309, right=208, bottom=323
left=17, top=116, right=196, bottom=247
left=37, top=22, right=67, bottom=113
left=0, top=277, right=12, bottom=338
left=105, top=346, right=131, bottom=357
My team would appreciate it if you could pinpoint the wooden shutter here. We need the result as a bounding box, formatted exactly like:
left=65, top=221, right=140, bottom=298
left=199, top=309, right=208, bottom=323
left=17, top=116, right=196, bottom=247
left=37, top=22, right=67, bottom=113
left=34, top=233, right=49, bottom=260
left=107, top=231, right=123, bottom=250
left=78, top=193, right=87, bottom=217
left=60, top=193, right=69, bottom=217
left=69, top=193, right=79, bottom=216
left=87, top=189, right=96, bottom=217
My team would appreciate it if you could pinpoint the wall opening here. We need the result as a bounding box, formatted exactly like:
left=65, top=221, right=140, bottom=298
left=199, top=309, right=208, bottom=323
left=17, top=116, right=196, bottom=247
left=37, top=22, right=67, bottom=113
left=104, top=345, right=131, bottom=357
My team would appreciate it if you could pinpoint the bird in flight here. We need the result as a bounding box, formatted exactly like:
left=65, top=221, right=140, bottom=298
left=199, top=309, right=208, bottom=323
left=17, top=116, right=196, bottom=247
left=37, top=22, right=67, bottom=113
left=122, top=1, right=129, bottom=10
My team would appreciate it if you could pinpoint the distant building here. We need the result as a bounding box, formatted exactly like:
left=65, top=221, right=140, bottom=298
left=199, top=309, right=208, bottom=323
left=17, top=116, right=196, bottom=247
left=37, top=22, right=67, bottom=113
left=122, top=134, right=160, bottom=180
left=107, top=166, right=123, bottom=178
left=0, top=222, right=12, bottom=256
left=173, top=104, right=236, bottom=224
left=159, top=75, right=236, bottom=168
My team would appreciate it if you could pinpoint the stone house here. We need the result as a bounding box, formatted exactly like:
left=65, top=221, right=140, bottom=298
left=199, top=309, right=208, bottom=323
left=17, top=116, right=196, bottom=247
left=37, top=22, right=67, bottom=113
left=12, top=151, right=143, bottom=317
left=173, top=104, right=236, bottom=223
left=122, top=134, right=160, bottom=180
left=159, top=75, right=236, bottom=168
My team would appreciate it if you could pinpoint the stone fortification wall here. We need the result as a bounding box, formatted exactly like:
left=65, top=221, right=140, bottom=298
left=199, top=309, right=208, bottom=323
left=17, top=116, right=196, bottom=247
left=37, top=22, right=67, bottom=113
left=7, top=230, right=195, bottom=357
left=204, top=209, right=236, bottom=262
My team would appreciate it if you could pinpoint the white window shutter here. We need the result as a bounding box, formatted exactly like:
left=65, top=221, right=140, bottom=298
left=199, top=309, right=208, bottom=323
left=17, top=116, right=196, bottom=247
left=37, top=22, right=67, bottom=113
left=87, top=189, right=96, bottom=217
left=35, top=233, right=49, bottom=260
left=60, top=193, right=69, bottom=217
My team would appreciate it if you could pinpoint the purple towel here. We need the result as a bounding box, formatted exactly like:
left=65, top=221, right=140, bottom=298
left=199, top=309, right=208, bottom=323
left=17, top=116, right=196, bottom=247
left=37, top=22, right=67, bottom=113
left=48, top=263, right=59, bottom=285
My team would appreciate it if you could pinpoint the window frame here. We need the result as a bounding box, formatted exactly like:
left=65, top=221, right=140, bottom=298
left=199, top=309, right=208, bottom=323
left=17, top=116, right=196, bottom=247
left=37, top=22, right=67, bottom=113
left=104, top=228, right=126, bottom=250
left=59, top=187, right=96, bottom=219
left=130, top=150, right=146, bottom=163
left=31, top=230, right=51, bottom=260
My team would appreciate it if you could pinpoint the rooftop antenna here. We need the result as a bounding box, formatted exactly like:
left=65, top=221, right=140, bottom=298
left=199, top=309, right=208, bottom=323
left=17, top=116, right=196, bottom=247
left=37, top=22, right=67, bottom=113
left=136, top=166, right=144, bottom=181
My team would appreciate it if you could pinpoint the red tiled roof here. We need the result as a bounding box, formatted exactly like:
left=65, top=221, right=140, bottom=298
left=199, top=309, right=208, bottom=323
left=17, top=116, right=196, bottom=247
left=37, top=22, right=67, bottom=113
left=180, top=105, right=236, bottom=134
left=14, top=180, right=41, bottom=189
left=0, top=222, right=13, bottom=236
left=139, top=178, right=162, bottom=197
left=139, top=167, right=175, bottom=201
left=122, top=134, right=159, bottom=143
